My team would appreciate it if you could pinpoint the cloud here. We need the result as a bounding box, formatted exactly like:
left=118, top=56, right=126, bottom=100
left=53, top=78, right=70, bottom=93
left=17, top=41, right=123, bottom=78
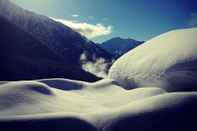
left=188, top=13, right=197, bottom=27
left=80, top=53, right=112, bottom=78
left=52, top=18, right=112, bottom=39
left=72, top=14, right=79, bottom=18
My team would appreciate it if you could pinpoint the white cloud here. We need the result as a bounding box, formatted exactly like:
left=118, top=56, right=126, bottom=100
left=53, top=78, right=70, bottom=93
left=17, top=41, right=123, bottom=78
left=72, top=14, right=79, bottom=18
left=80, top=53, right=112, bottom=78
left=188, top=13, right=197, bottom=27
left=51, top=18, right=112, bottom=39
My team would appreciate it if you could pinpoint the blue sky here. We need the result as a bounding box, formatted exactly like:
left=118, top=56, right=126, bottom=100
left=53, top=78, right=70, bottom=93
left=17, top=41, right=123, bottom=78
left=12, top=0, right=197, bottom=42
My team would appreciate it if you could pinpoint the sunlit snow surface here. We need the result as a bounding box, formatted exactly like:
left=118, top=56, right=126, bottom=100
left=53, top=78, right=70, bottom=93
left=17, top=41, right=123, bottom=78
left=0, top=28, right=197, bottom=131
left=0, top=79, right=197, bottom=131
left=109, top=28, right=197, bottom=91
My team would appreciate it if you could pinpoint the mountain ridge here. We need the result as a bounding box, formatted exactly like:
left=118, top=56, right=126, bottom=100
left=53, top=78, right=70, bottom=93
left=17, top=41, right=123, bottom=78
left=99, top=37, right=144, bottom=58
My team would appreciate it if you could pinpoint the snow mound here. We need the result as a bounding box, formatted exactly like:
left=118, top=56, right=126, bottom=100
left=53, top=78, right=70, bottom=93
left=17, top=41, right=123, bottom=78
left=109, top=28, right=197, bottom=91
left=0, top=81, right=55, bottom=114
left=0, top=79, right=166, bottom=116
left=101, top=92, right=197, bottom=131
left=0, top=79, right=197, bottom=130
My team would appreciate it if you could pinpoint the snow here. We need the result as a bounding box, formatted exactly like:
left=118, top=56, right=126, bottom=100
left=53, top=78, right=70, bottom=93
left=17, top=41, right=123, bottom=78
left=0, top=79, right=197, bottom=130
left=0, top=79, right=165, bottom=116
left=109, top=28, right=197, bottom=91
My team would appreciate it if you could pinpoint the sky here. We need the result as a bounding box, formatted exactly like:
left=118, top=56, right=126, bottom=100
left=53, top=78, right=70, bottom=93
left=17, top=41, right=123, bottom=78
left=12, top=0, right=197, bottom=42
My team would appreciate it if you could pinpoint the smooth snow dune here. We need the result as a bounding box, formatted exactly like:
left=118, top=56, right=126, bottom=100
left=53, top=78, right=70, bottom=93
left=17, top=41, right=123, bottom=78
left=0, top=81, right=55, bottom=115
left=100, top=92, right=197, bottom=131
left=0, top=80, right=197, bottom=131
left=109, top=27, right=197, bottom=91
left=0, top=79, right=165, bottom=116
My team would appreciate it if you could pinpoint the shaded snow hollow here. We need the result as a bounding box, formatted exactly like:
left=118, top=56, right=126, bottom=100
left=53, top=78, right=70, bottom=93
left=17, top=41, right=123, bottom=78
left=0, top=28, right=197, bottom=131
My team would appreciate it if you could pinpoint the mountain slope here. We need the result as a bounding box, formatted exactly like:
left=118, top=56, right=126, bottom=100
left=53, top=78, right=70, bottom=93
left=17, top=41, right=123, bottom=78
left=100, top=37, right=143, bottom=58
left=0, top=17, right=99, bottom=81
left=109, top=27, right=197, bottom=91
left=0, top=0, right=113, bottom=63
left=0, top=0, right=113, bottom=81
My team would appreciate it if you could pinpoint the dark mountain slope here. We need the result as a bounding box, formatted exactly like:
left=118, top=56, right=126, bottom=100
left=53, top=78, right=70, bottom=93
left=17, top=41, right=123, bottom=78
left=0, top=0, right=113, bottom=81
left=0, top=0, right=113, bottom=64
left=0, top=17, right=99, bottom=81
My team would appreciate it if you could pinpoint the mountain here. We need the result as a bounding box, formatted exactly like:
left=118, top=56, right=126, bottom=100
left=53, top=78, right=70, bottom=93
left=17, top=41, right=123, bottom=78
left=0, top=17, right=100, bottom=82
left=0, top=0, right=113, bottom=81
left=109, top=28, right=197, bottom=91
left=100, top=37, right=144, bottom=58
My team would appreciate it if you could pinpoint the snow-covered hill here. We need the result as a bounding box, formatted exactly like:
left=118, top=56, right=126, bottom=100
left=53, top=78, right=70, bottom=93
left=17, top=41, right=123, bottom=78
left=109, top=28, right=197, bottom=91
left=100, top=37, right=143, bottom=58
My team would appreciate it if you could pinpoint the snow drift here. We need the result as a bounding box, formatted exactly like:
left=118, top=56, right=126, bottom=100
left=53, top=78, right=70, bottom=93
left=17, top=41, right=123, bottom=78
left=0, top=79, right=197, bottom=131
left=109, top=28, right=197, bottom=91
